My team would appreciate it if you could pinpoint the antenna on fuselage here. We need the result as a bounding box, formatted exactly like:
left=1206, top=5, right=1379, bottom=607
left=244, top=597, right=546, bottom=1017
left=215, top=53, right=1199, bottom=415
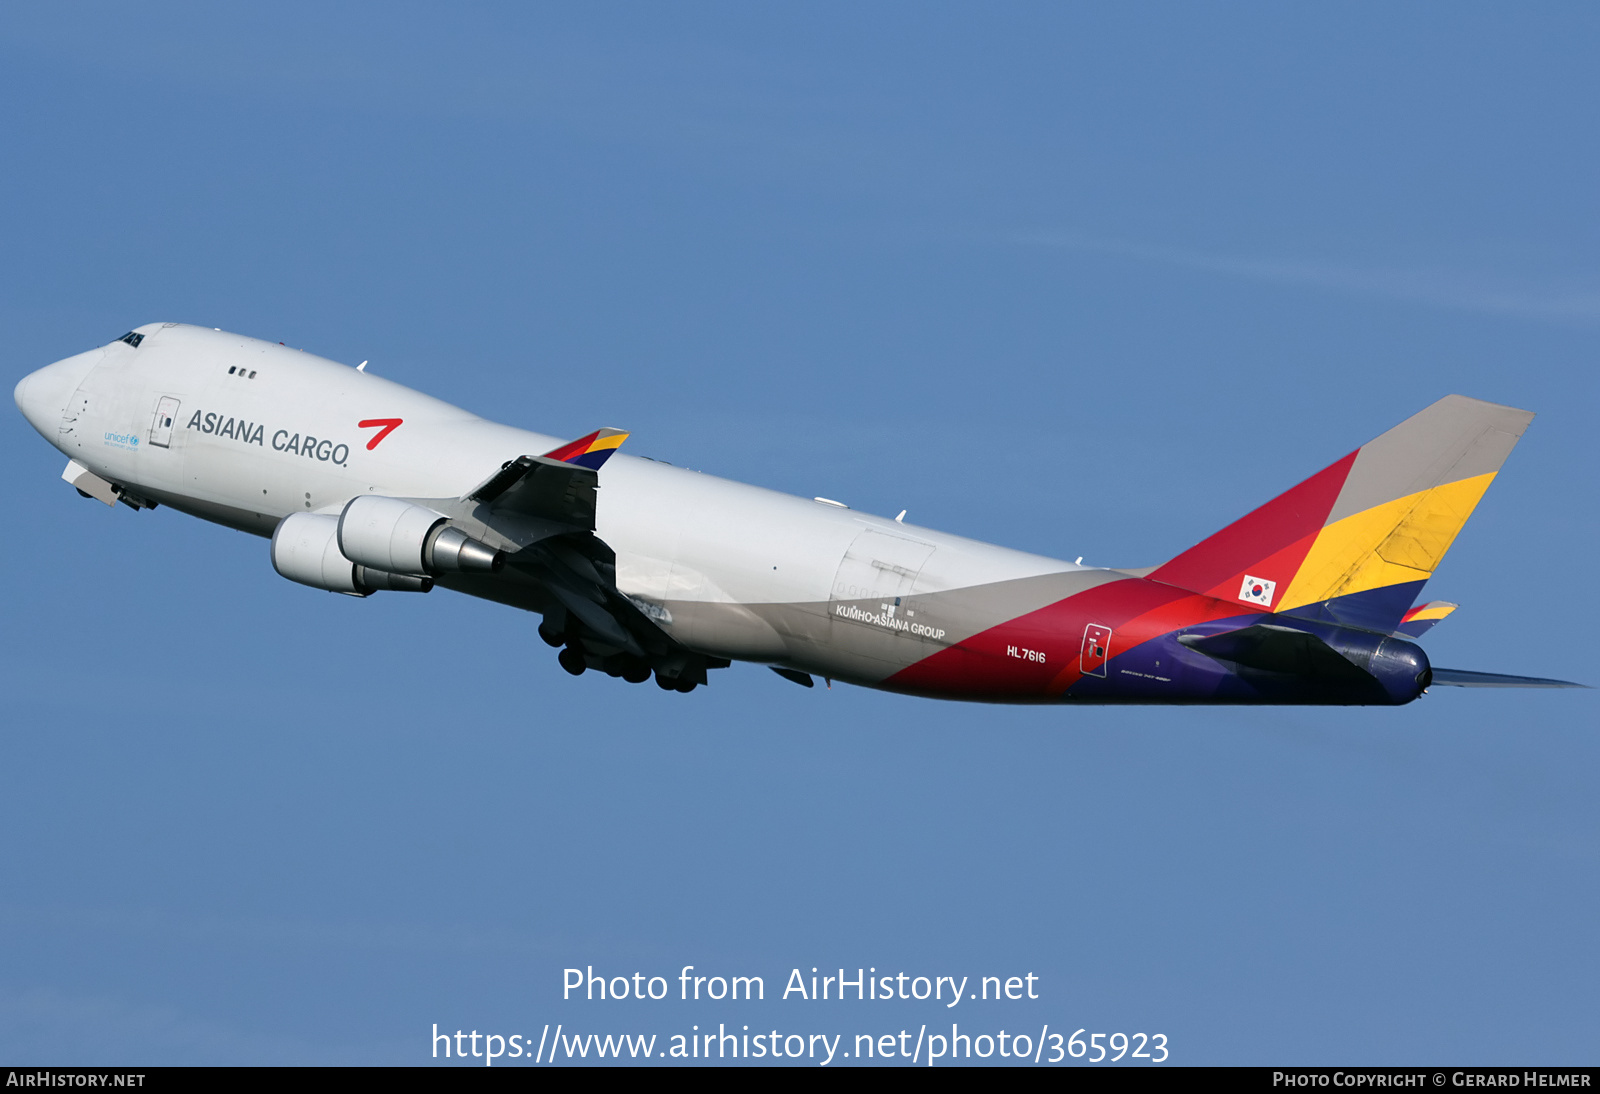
left=356, top=360, right=368, bottom=372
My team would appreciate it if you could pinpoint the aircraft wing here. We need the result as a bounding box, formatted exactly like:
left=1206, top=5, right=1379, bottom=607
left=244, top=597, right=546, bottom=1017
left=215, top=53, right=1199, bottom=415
left=463, top=428, right=630, bottom=530
left=467, top=453, right=603, bottom=529
left=458, top=427, right=645, bottom=641
left=447, top=428, right=723, bottom=684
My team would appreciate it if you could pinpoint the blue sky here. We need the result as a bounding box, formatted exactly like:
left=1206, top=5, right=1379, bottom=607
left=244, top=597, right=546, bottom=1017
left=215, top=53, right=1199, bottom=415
left=2, top=2, right=1595, bottom=1065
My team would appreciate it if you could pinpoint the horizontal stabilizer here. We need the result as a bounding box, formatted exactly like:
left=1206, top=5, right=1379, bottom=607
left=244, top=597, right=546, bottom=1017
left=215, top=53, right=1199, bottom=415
left=1429, top=668, right=1588, bottom=689
left=1177, top=624, right=1372, bottom=682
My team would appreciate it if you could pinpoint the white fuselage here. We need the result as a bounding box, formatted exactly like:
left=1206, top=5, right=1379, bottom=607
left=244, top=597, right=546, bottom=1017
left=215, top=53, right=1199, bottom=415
left=17, top=324, right=1087, bottom=684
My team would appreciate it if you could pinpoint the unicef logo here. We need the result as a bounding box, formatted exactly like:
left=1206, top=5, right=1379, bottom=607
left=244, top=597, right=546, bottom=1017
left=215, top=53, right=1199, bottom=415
left=130, top=436, right=138, bottom=445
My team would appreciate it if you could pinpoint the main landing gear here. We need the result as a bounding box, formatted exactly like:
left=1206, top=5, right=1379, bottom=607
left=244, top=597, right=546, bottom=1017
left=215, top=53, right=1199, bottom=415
left=543, top=621, right=705, bottom=692
left=654, top=672, right=698, bottom=693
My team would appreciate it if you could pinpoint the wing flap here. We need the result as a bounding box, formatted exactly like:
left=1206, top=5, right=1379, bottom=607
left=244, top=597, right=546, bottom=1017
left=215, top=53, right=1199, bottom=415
left=468, top=454, right=600, bottom=529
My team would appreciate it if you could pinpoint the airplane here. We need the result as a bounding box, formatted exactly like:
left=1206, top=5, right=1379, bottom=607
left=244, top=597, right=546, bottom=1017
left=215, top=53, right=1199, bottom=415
left=13, top=322, right=1585, bottom=703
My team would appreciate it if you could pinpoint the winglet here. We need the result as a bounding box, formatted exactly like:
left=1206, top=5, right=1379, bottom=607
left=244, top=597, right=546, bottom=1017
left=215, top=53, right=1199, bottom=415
left=1393, top=601, right=1458, bottom=639
left=541, top=428, right=629, bottom=470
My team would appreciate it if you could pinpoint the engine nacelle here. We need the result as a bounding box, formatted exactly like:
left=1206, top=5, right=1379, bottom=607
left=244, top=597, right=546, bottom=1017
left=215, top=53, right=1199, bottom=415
left=271, top=513, right=434, bottom=596
left=337, top=495, right=505, bottom=576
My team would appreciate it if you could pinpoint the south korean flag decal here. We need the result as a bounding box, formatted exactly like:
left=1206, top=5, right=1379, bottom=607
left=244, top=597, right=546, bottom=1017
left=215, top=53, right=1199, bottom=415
left=1238, top=574, right=1276, bottom=608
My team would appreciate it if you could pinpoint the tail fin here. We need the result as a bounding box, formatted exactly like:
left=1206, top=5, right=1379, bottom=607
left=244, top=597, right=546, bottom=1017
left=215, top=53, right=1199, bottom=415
left=1148, top=395, right=1534, bottom=633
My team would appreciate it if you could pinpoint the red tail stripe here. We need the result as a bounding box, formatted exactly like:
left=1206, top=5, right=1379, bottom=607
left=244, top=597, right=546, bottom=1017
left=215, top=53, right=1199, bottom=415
left=1149, top=450, right=1356, bottom=597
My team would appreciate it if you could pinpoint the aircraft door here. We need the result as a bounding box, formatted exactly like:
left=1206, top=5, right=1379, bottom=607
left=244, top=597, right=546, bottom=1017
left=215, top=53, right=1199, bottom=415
left=1080, top=623, right=1113, bottom=677
left=829, top=528, right=936, bottom=642
left=148, top=396, right=181, bottom=448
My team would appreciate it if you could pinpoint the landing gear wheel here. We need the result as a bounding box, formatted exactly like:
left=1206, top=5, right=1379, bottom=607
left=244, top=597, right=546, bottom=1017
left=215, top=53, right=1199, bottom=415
left=538, top=625, right=564, bottom=648
left=654, top=672, right=678, bottom=690
left=622, top=662, right=652, bottom=684
left=675, top=678, right=698, bottom=693
left=558, top=647, right=587, bottom=675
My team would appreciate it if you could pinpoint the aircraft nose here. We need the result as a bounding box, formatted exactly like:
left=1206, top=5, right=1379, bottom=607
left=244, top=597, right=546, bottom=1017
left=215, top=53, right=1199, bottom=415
left=14, top=348, right=102, bottom=441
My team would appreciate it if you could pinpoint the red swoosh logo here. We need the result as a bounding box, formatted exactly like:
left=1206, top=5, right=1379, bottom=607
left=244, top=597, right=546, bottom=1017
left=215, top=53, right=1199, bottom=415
left=358, top=418, right=403, bottom=450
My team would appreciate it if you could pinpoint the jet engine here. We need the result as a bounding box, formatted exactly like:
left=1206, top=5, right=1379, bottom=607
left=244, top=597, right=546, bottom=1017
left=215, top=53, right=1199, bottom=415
left=336, top=495, right=505, bottom=576
left=271, top=513, right=433, bottom=596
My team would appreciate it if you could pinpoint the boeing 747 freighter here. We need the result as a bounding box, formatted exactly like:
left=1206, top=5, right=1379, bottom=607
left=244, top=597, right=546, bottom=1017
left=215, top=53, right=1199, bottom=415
left=14, top=323, right=1583, bottom=701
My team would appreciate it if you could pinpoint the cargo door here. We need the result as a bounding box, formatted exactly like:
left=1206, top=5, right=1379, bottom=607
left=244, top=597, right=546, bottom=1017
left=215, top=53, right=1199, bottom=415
left=829, top=528, right=936, bottom=642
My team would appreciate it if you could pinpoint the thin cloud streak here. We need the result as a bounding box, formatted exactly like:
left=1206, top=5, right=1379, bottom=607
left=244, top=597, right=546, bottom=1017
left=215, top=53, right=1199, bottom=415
left=0, top=985, right=395, bottom=1064
left=0, top=903, right=569, bottom=960
left=1009, top=233, right=1600, bottom=323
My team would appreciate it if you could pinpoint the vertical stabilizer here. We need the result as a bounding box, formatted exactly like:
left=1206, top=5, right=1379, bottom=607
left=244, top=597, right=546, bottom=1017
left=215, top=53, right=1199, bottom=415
left=1148, top=395, right=1533, bottom=633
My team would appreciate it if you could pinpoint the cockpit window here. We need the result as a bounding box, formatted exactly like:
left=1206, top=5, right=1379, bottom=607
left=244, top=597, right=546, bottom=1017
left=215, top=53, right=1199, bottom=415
left=118, top=331, right=144, bottom=348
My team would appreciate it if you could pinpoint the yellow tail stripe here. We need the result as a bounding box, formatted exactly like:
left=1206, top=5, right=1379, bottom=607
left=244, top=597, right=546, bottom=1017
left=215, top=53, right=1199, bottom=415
left=1277, top=472, right=1497, bottom=612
